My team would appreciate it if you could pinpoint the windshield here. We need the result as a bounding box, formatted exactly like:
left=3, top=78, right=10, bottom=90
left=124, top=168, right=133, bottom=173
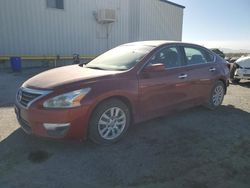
left=86, top=45, right=154, bottom=71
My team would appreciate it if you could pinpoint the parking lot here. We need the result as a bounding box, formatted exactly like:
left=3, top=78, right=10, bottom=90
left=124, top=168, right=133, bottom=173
left=0, top=68, right=250, bottom=188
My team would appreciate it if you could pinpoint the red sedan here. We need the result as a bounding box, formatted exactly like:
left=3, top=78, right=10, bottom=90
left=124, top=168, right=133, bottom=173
left=15, top=41, right=229, bottom=144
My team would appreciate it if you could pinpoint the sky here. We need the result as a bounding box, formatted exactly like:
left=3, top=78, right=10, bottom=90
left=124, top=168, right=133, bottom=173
left=173, top=0, right=250, bottom=51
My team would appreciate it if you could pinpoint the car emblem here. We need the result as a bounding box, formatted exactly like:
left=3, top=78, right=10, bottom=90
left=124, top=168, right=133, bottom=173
left=18, top=90, right=22, bottom=102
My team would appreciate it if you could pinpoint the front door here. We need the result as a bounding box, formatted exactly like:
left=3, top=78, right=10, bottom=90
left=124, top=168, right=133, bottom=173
left=138, top=45, right=192, bottom=120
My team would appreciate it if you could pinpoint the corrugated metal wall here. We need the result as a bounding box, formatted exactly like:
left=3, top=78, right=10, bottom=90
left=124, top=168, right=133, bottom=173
left=129, top=0, right=140, bottom=42
left=0, top=0, right=183, bottom=56
left=139, top=0, right=183, bottom=41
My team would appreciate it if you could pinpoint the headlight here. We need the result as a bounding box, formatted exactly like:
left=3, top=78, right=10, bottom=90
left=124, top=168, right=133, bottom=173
left=43, top=88, right=91, bottom=108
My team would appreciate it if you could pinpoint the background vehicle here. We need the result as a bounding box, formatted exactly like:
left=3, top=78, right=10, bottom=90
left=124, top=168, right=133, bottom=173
left=15, top=41, right=230, bottom=144
left=229, top=56, right=250, bottom=83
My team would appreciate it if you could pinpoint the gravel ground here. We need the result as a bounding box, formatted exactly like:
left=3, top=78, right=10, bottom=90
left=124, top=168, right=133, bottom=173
left=0, top=68, right=250, bottom=188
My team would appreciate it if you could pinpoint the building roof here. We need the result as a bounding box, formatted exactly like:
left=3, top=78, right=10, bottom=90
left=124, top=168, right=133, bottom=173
left=160, top=0, right=185, bottom=9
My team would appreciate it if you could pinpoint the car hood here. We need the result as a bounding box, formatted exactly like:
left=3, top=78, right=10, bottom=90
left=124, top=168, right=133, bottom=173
left=23, top=65, right=120, bottom=89
left=236, top=56, right=250, bottom=68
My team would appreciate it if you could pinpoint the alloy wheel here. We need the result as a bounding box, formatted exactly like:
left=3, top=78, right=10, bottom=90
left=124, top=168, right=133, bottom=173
left=97, top=107, right=126, bottom=140
left=212, top=85, right=224, bottom=106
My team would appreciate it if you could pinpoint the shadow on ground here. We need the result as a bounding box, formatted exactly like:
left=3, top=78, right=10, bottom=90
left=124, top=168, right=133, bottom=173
left=239, top=81, right=250, bottom=88
left=0, top=105, right=250, bottom=188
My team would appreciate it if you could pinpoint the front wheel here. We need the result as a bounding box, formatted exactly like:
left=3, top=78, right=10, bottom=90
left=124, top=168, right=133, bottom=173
left=205, top=81, right=225, bottom=110
left=89, top=99, right=130, bottom=145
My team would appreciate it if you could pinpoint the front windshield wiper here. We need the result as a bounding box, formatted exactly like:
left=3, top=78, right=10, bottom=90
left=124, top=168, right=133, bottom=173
left=85, top=66, right=108, bottom=70
left=86, top=66, right=127, bottom=71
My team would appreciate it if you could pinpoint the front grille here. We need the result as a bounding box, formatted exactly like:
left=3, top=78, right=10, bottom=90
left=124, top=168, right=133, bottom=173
left=18, top=90, right=42, bottom=107
left=17, top=87, right=51, bottom=108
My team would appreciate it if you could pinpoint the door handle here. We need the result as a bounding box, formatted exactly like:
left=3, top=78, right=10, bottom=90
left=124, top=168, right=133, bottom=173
left=209, top=67, right=216, bottom=72
left=178, top=74, right=188, bottom=79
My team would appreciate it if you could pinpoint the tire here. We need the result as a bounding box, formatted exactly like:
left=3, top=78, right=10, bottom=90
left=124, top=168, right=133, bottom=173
left=230, top=64, right=240, bottom=84
left=205, top=81, right=225, bottom=110
left=88, top=99, right=131, bottom=145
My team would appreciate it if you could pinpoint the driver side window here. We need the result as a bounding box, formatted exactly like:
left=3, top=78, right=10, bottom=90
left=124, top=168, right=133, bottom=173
left=149, top=46, right=182, bottom=69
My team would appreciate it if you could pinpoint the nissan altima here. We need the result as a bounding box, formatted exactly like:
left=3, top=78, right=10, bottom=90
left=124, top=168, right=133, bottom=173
left=15, top=41, right=230, bottom=144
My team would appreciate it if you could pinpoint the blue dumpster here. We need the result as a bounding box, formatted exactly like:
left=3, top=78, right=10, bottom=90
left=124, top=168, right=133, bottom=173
left=10, top=57, right=22, bottom=72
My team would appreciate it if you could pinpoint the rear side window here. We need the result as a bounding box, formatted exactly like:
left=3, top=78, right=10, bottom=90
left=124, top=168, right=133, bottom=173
left=184, top=47, right=214, bottom=65
left=149, top=46, right=182, bottom=69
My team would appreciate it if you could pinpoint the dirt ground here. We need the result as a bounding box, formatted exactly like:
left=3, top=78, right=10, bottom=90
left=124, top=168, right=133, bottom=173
left=0, top=68, right=250, bottom=188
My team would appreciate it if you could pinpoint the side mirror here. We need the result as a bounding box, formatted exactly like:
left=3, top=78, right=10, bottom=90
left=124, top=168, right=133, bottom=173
left=144, top=63, right=165, bottom=72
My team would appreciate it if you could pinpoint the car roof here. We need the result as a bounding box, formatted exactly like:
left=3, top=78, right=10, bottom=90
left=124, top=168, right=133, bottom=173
left=122, top=40, right=204, bottom=48
left=123, top=40, right=177, bottom=47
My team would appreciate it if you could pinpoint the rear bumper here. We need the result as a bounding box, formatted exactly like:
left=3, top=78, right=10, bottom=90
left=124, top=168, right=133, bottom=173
left=15, top=103, right=91, bottom=140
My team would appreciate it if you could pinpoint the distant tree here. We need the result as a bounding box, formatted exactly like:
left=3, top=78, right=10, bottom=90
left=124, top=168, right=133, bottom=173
left=211, top=48, right=225, bottom=58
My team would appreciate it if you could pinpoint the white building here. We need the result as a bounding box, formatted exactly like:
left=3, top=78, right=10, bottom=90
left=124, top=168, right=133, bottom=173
left=0, top=0, right=185, bottom=57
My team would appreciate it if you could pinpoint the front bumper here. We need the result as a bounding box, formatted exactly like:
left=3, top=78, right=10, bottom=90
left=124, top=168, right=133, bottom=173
left=15, top=103, right=91, bottom=139
left=234, top=68, right=250, bottom=79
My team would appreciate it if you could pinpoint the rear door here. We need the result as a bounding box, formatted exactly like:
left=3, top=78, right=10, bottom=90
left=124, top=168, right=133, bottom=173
left=181, top=45, right=221, bottom=102
left=138, top=45, right=193, bottom=120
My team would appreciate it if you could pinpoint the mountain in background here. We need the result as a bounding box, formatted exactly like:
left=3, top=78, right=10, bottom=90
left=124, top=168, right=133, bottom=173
left=220, top=48, right=250, bottom=54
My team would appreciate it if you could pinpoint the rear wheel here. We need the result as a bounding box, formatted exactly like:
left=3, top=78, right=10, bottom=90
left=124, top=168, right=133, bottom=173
left=89, top=99, right=130, bottom=145
left=205, top=81, right=225, bottom=110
